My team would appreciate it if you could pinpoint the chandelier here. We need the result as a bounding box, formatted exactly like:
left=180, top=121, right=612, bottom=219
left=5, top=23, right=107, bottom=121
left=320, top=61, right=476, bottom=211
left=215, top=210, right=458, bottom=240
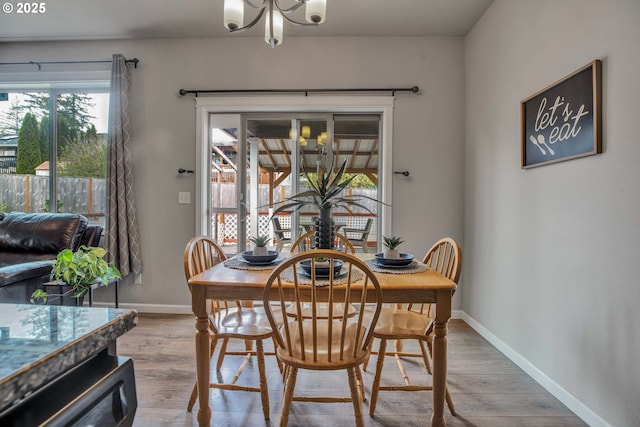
left=223, top=0, right=327, bottom=48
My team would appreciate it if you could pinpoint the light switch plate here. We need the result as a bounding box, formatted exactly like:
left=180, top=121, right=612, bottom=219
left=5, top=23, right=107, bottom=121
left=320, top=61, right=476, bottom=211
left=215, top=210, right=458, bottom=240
left=178, top=192, right=191, bottom=204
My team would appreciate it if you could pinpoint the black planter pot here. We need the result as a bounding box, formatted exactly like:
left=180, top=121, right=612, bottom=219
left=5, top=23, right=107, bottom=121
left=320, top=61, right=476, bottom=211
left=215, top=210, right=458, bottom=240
left=314, top=208, right=335, bottom=249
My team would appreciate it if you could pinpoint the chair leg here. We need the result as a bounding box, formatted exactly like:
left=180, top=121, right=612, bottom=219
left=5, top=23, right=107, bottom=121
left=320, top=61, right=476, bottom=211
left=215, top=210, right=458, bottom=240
left=418, top=340, right=433, bottom=375
left=272, top=336, right=284, bottom=374
left=445, top=384, right=456, bottom=416
left=348, top=367, right=365, bottom=427
left=187, top=383, right=198, bottom=412
left=280, top=366, right=297, bottom=427
left=216, top=337, right=229, bottom=371
left=362, top=352, right=371, bottom=372
left=355, top=365, right=366, bottom=402
left=256, top=340, right=270, bottom=420
left=369, top=338, right=387, bottom=416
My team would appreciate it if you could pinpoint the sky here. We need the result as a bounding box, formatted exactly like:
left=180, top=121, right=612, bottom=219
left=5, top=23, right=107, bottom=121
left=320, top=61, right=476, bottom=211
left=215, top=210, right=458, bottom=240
left=0, top=92, right=109, bottom=134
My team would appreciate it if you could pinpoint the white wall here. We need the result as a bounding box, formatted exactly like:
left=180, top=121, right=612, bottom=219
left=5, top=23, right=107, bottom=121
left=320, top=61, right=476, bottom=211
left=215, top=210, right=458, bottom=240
left=464, top=1, right=640, bottom=426
left=0, top=36, right=465, bottom=311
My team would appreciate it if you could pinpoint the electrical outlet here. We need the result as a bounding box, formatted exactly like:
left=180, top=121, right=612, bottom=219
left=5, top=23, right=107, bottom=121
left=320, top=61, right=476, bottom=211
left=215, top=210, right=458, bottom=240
left=178, top=192, right=191, bottom=204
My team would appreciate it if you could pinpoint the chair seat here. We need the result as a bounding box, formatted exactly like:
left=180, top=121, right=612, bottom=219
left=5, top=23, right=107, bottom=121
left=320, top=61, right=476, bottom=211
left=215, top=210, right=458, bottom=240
left=212, top=307, right=281, bottom=339
left=372, top=308, right=433, bottom=339
left=278, top=320, right=369, bottom=367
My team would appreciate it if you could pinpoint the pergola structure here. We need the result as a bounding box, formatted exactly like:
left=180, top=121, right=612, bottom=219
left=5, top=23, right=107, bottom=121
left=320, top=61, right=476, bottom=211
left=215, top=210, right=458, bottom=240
left=212, top=117, right=381, bottom=209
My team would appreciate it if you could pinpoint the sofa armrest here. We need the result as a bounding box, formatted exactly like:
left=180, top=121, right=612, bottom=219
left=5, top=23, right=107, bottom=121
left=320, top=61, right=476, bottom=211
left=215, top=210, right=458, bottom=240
left=0, top=260, right=53, bottom=288
left=79, top=225, right=104, bottom=248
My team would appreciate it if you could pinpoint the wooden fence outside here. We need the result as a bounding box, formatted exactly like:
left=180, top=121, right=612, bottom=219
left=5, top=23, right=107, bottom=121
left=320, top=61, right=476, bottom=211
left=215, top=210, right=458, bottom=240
left=0, top=174, right=106, bottom=219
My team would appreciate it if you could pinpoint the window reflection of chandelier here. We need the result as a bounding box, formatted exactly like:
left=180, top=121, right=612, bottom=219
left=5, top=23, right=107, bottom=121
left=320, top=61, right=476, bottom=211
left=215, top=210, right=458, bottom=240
left=223, top=0, right=327, bottom=48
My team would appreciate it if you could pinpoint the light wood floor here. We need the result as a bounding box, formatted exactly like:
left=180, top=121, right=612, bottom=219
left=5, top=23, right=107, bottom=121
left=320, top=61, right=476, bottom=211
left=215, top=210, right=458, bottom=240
left=117, top=314, right=587, bottom=427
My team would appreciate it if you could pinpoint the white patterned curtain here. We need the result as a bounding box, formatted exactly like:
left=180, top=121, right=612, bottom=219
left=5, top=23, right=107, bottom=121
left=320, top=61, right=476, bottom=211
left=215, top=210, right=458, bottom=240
left=107, top=54, right=143, bottom=278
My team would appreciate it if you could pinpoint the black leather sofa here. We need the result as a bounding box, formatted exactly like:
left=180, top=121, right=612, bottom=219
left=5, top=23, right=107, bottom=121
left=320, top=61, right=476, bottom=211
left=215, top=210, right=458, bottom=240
left=0, top=211, right=103, bottom=304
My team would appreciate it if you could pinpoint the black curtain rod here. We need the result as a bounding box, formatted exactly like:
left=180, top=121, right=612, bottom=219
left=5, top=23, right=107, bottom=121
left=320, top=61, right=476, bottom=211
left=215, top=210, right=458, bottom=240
left=178, top=86, right=419, bottom=97
left=0, top=58, right=139, bottom=70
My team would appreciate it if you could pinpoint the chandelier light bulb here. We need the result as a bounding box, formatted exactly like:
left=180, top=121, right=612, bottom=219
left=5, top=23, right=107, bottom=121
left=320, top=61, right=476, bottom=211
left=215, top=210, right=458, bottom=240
left=265, top=8, right=284, bottom=47
left=301, top=125, right=311, bottom=138
left=305, top=0, right=327, bottom=24
left=223, top=0, right=244, bottom=30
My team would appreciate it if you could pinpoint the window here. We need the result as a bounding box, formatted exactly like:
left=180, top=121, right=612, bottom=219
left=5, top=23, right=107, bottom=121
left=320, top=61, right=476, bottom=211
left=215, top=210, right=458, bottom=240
left=0, top=87, right=109, bottom=227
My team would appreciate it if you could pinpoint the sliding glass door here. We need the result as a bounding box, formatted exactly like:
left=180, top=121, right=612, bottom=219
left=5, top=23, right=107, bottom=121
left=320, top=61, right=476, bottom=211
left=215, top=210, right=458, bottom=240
left=207, top=112, right=382, bottom=255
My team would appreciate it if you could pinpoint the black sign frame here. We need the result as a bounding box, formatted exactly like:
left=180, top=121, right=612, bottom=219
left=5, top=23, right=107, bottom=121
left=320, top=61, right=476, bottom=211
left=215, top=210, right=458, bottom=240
left=521, top=60, right=602, bottom=169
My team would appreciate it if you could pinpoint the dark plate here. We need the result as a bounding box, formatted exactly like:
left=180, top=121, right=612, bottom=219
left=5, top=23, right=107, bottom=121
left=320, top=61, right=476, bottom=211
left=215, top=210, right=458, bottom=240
left=242, top=250, right=279, bottom=264
left=300, top=259, right=343, bottom=277
left=298, top=267, right=348, bottom=280
left=375, top=260, right=416, bottom=269
left=374, top=253, right=415, bottom=266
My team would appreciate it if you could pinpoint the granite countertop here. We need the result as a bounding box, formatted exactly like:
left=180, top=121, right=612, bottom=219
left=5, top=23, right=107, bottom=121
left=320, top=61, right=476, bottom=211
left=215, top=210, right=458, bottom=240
left=0, top=303, right=138, bottom=413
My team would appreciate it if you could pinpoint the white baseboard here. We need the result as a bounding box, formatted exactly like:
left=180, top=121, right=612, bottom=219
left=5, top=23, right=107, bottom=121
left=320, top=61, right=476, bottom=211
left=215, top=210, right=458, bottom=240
left=461, top=312, right=610, bottom=427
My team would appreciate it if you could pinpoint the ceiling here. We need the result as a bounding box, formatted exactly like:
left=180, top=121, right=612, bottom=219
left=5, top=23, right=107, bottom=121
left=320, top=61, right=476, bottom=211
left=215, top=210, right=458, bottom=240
left=0, top=0, right=494, bottom=43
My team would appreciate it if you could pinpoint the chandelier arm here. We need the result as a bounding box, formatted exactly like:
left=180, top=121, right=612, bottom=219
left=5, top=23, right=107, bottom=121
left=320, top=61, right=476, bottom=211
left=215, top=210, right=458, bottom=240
left=229, top=7, right=267, bottom=33
left=273, top=0, right=306, bottom=13
left=241, top=0, right=266, bottom=10
left=280, top=13, right=319, bottom=27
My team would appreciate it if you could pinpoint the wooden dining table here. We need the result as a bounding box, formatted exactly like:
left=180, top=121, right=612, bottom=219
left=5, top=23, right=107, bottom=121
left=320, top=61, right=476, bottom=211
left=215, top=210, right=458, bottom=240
left=188, top=254, right=457, bottom=427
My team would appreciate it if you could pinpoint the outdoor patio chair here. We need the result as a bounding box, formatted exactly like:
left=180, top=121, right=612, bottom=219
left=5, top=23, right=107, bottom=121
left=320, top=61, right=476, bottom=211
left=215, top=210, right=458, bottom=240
left=343, top=218, right=373, bottom=253
left=272, top=217, right=292, bottom=251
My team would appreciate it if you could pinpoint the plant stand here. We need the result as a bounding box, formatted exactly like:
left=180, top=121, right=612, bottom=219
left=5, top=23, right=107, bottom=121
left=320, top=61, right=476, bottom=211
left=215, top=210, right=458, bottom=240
left=42, top=279, right=120, bottom=308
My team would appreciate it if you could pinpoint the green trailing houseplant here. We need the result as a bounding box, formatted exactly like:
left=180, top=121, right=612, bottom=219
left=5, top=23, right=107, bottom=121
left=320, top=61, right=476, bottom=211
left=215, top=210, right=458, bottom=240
left=271, top=157, right=385, bottom=249
left=31, top=245, right=121, bottom=304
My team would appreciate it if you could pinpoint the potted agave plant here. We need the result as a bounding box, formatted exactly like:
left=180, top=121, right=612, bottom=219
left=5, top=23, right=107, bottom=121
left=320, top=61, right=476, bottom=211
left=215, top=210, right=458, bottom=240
left=250, top=235, right=270, bottom=256
left=31, top=245, right=121, bottom=305
left=272, top=156, right=384, bottom=249
left=382, top=236, right=404, bottom=259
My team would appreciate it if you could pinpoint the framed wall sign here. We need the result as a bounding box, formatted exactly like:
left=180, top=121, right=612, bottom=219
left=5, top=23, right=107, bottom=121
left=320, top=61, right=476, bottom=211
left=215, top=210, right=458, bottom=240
left=521, top=60, right=602, bottom=169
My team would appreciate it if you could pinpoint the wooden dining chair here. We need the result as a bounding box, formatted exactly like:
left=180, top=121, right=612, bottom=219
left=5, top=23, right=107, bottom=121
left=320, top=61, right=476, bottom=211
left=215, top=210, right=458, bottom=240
left=342, top=218, right=373, bottom=253
left=184, top=236, right=281, bottom=419
left=367, top=237, right=462, bottom=417
left=272, top=217, right=292, bottom=251
left=263, top=250, right=383, bottom=427
left=289, top=231, right=358, bottom=320
left=290, top=230, right=355, bottom=253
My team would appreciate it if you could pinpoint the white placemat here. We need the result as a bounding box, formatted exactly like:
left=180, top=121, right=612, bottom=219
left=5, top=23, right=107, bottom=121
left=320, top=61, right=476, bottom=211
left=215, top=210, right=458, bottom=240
left=365, top=259, right=429, bottom=274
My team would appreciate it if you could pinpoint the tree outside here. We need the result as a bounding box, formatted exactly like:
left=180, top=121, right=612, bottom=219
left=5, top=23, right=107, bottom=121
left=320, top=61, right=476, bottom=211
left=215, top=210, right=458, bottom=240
left=0, top=98, right=26, bottom=134
left=16, top=113, right=42, bottom=174
left=59, top=135, right=107, bottom=178
left=3, top=93, right=106, bottom=177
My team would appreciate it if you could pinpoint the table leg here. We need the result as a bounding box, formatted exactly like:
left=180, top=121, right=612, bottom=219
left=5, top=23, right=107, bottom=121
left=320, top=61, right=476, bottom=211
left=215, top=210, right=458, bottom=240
left=431, top=289, right=452, bottom=427
left=193, top=291, right=211, bottom=427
